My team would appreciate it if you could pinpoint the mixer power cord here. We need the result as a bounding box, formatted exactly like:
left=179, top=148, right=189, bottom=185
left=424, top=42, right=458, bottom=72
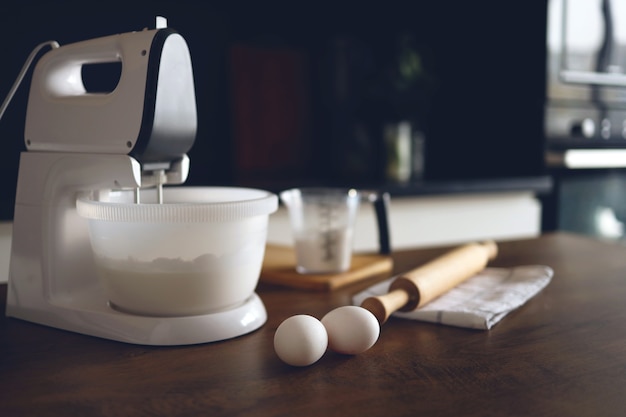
left=0, top=40, right=59, bottom=122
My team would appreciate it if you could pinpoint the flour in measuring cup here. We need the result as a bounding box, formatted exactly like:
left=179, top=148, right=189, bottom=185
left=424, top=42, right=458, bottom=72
left=294, top=229, right=353, bottom=273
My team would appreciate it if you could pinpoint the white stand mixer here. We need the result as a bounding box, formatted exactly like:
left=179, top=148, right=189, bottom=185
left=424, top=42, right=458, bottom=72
left=4, top=19, right=267, bottom=345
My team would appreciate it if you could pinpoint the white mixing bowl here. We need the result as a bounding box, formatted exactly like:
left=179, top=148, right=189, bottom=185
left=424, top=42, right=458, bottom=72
left=77, top=186, right=278, bottom=317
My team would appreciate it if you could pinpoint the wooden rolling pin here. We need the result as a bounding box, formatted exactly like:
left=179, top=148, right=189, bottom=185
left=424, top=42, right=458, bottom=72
left=361, top=241, right=498, bottom=324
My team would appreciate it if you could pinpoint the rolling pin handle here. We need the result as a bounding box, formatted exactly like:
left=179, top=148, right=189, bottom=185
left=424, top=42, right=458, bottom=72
left=360, top=289, right=409, bottom=325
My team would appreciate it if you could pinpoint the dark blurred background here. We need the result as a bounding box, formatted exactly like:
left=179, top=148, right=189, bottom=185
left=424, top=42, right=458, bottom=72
left=0, top=1, right=548, bottom=219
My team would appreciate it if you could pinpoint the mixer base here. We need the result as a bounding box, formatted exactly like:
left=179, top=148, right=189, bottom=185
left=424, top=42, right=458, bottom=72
left=7, top=286, right=268, bottom=346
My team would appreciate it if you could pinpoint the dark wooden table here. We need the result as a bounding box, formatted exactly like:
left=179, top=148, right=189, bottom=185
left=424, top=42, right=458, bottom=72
left=2, top=232, right=626, bottom=417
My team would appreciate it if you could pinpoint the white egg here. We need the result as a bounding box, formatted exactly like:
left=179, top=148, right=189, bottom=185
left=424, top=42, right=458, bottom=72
left=321, top=306, right=380, bottom=355
left=274, top=315, right=328, bottom=366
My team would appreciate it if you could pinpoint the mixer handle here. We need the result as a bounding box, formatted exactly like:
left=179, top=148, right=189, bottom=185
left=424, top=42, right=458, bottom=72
left=37, top=31, right=156, bottom=98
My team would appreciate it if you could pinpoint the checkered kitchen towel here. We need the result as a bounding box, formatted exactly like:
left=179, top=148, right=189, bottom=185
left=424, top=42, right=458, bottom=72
left=352, top=265, right=553, bottom=330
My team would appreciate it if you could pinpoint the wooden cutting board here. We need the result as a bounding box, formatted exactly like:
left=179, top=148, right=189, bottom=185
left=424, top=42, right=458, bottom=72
left=260, top=244, right=393, bottom=291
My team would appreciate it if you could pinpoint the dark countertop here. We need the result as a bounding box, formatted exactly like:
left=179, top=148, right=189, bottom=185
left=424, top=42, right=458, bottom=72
left=2, top=232, right=625, bottom=417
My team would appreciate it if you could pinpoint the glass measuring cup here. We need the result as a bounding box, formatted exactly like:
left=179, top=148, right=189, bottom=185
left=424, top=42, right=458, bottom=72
left=279, top=188, right=390, bottom=274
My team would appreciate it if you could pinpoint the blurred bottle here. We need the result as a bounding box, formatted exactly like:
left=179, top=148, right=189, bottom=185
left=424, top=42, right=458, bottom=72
left=384, top=120, right=425, bottom=183
left=385, top=121, right=411, bottom=183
